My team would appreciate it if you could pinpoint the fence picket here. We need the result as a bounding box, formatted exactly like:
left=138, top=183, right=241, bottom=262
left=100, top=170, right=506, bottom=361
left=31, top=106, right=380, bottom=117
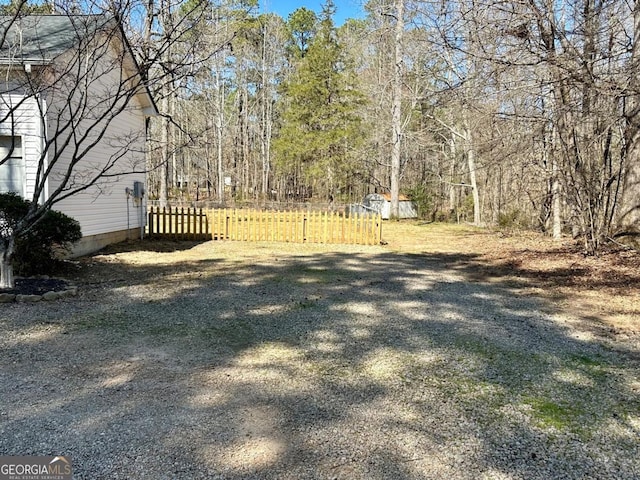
left=147, top=207, right=381, bottom=245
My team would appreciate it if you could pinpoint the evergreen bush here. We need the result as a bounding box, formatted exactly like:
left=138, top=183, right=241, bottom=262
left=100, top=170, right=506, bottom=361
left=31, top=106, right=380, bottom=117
left=0, top=193, right=82, bottom=275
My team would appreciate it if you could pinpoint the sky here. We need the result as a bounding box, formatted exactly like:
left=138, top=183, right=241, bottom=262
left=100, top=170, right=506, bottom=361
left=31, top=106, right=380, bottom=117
left=259, top=0, right=366, bottom=26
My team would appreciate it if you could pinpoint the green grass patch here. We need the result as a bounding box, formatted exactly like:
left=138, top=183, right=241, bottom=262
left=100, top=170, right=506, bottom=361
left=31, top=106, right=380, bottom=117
left=569, top=353, right=607, bottom=368
left=524, top=396, right=585, bottom=431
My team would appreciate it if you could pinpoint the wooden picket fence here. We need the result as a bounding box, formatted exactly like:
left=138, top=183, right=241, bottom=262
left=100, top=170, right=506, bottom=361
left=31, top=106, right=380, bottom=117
left=146, top=206, right=382, bottom=245
left=147, top=206, right=210, bottom=240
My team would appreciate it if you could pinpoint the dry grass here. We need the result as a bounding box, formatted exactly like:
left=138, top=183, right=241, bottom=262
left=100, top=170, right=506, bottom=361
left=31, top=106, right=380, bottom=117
left=383, top=221, right=640, bottom=335
left=91, top=221, right=639, bottom=337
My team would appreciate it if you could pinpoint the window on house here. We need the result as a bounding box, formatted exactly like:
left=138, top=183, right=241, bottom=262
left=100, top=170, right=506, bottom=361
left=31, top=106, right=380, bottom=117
left=0, top=136, right=24, bottom=196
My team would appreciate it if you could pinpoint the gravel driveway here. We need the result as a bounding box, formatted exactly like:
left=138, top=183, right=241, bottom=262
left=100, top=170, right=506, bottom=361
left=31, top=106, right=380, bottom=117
left=1, top=240, right=638, bottom=479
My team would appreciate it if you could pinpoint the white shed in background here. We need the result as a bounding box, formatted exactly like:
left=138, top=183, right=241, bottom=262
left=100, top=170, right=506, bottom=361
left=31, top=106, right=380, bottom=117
left=363, top=193, right=418, bottom=220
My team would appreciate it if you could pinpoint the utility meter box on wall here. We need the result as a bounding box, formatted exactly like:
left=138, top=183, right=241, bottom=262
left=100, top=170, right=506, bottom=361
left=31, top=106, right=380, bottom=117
left=133, top=181, right=145, bottom=199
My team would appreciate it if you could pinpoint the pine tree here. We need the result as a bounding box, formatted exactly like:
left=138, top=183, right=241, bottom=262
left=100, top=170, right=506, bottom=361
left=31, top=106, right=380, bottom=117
left=274, top=0, right=365, bottom=201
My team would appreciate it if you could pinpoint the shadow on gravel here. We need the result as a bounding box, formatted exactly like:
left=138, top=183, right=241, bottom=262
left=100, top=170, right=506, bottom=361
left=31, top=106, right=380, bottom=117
left=98, top=238, right=210, bottom=253
left=1, top=244, right=638, bottom=479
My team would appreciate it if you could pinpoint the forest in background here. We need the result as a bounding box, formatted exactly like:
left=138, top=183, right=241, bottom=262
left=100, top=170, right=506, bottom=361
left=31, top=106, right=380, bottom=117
left=3, top=0, right=640, bottom=253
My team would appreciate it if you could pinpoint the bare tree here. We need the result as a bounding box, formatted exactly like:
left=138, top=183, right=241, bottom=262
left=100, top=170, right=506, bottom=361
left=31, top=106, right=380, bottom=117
left=389, top=0, right=404, bottom=218
left=0, top=10, right=156, bottom=288
left=619, top=1, right=640, bottom=242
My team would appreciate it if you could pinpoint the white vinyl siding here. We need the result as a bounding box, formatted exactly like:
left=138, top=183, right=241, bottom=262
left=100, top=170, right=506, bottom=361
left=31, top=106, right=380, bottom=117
left=1, top=33, right=150, bottom=240
left=47, top=45, right=148, bottom=237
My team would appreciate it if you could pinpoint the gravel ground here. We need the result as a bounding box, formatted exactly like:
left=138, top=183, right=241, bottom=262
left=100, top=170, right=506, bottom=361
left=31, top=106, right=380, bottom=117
left=0, top=239, right=639, bottom=479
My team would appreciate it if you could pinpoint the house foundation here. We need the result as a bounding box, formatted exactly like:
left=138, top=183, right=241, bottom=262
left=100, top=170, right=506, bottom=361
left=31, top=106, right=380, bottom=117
left=68, top=227, right=144, bottom=258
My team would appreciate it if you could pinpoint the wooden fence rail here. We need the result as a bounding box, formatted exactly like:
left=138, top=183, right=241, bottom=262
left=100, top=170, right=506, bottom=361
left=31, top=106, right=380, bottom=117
left=147, top=207, right=382, bottom=245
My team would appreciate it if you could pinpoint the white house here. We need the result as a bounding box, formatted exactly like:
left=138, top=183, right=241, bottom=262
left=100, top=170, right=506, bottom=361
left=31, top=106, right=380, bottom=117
left=0, top=14, right=157, bottom=256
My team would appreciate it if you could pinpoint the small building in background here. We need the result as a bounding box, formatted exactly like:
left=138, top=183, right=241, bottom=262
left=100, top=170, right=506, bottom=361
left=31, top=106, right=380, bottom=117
left=362, top=193, right=417, bottom=220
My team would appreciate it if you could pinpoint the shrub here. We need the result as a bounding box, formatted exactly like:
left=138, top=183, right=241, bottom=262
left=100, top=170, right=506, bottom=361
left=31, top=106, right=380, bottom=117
left=406, top=184, right=433, bottom=219
left=498, top=208, right=529, bottom=231
left=0, top=193, right=82, bottom=275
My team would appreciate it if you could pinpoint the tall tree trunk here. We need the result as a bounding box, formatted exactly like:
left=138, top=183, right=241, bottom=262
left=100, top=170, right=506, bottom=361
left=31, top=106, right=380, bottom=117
left=241, top=84, right=250, bottom=198
left=0, top=237, right=15, bottom=290
left=171, top=94, right=177, bottom=190
left=260, top=23, right=271, bottom=197
left=552, top=155, right=562, bottom=240
left=448, top=136, right=457, bottom=214
left=546, top=116, right=562, bottom=240
left=620, top=1, right=640, bottom=235
left=261, top=93, right=272, bottom=197
left=215, top=65, right=225, bottom=204
left=463, top=119, right=481, bottom=225
left=158, top=0, right=173, bottom=209
left=159, top=93, right=169, bottom=208
left=390, top=0, right=404, bottom=219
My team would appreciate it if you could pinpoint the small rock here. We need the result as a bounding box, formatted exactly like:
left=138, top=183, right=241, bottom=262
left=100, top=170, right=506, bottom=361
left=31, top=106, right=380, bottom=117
left=0, top=293, right=16, bottom=303
left=16, top=294, right=42, bottom=303
left=42, top=291, right=61, bottom=301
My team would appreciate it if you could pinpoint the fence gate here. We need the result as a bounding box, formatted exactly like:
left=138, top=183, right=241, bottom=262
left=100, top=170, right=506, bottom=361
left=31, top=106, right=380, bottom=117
left=147, top=207, right=382, bottom=246
left=147, top=206, right=210, bottom=240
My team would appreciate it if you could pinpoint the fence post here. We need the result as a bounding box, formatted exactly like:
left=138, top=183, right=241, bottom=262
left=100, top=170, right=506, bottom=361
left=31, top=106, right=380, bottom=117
left=170, top=206, right=173, bottom=238
left=270, top=210, right=275, bottom=242
left=230, top=208, right=234, bottom=240
left=211, top=208, right=215, bottom=240
left=253, top=209, right=258, bottom=241
left=254, top=209, right=258, bottom=241
left=229, top=209, right=234, bottom=241
left=210, top=208, right=215, bottom=240
left=247, top=209, right=252, bottom=241
left=303, top=213, right=307, bottom=242
left=185, top=208, right=190, bottom=240
left=322, top=211, right=327, bottom=243
left=234, top=209, right=239, bottom=241
left=148, top=207, right=154, bottom=239
left=182, top=207, right=186, bottom=240
left=240, top=209, right=244, bottom=241
left=177, top=206, right=180, bottom=239
left=250, top=209, right=255, bottom=241
left=223, top=209, right=227, bottom=240
left=205, top=208, right=209, bottom=238
left=201, top=208, right=206, bottom=239
left=295, top=211, right=300, bottom=242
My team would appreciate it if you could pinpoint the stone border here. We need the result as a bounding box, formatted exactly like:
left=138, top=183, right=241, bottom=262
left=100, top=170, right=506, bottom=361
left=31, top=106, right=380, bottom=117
left=0, top=285, right=78, bottom=303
